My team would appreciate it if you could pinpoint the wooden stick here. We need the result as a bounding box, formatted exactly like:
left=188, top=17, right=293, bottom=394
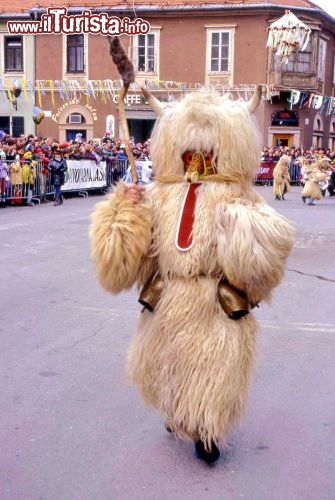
left=118, top=86, right=138, bottom=184
left=108, top=36, right=138, bottom=183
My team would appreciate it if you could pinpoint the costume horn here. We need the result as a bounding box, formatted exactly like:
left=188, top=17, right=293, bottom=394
left=33, top=106, right=45, bottom=124
left=246, top=85, right=262, bottom=113
left=140, top=86, right=165, bottom=115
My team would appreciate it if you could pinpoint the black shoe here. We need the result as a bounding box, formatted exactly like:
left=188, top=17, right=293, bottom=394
left=281, top=195, right=285, bottom=200
left=195, top=440, right=220, bottom=464
left=302, top=197, right=306, bottom=203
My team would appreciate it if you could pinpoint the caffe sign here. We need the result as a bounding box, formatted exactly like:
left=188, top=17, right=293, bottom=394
left=112, top=94, right=142, bottom=105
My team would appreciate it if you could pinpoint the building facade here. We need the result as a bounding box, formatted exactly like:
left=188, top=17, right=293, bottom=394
left=1, top=0, right=335, bottom=150
left=0, top=19, right=36, bottom=137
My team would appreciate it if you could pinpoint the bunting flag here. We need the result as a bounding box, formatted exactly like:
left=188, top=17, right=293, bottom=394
left=21, top=80, right=28, bottom=100
left=2, top=76, right=335, bottom=118
left=326, top=97, right=335, bottom=116
left=49, top=79, right=55, bottom=107
left=288, top=89, right=300, bottom=109
left=314, top=95, right=324, bottom=110
left=320, top=96, right=330, bottom=114
left=298, top=91, right=310, bottom=108
left=36, top=80, right=42, bottom=107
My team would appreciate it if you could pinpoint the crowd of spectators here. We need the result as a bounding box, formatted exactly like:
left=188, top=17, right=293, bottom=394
left=260, top=144, right=335, bottom=186
left=0, top=130, right=151, bottom=168
left=0, top=130, right=152, bottom=206
left=261, top=144, right=335, bottom=164
left=1, top=130, right=334, bottom=171
left=1, top=130, right=335, bottom=193
left=261, top=144, right=335, bottom=170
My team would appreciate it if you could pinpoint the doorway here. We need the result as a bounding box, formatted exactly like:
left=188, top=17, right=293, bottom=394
left=273, top=133, right=294, bottom=148
left=128, top=119, right=156, bottom=143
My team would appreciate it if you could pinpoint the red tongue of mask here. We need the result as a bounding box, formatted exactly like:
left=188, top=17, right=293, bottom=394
left=175, top=183, right=198, bottom=251
left=175, top=150, right=214, bottom=251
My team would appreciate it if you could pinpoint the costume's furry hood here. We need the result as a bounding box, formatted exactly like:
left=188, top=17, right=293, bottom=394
left=148, top=88, right=262, bottom=183
left=277, top=154, right=291, bottom=167
left=108, top=36, right=262, bottom=185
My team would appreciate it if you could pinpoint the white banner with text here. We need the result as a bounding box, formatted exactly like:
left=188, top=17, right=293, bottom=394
left=63, top=160, right=106, bottom=191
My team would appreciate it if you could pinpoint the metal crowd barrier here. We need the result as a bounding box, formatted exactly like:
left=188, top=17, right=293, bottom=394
left=254, top=160, right=302, bottom=186
left=0, top=158, right=130, bottom=206
left=0, top=157, right=303, bottom=206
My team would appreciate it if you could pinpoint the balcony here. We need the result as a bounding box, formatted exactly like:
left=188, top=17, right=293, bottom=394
left=267, top=70, right=318, bottom=92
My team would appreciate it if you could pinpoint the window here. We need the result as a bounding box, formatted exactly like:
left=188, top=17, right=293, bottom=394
left=136, top=33, right=156, bottom=72
left=205, top=26, right=235, bottom=84
left=0, top=116, right=24, bottom=136
left=278, top=39, right=313, bottom=73
left=67, top=35, right=84, bottom=73
left=210, top=32, right=230, bottom=72
left=317, top=38, right=327, bottom=81
left=67, top=113, right=85, bottom=124
left=312, top=113, right=323, bottom=149
left=0, top=116, right=10, bottom=135
left=12, top=117, right=24, bottom=137
left=5, top=37, right=23, bottom=72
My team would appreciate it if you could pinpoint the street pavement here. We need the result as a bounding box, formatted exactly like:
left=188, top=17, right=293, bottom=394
left=0, top=186, right=334, bottom=500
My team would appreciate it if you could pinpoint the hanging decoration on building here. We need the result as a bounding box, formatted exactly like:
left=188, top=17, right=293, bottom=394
left=11, top=79, right=22, bottom=98
left=3, top=76, right=335, bottom=119
left=288, top=89, right=335, bottom=116
left=266, top=10, right=311, bottom=64
left=288, top=89, right=300, bottom=110
left=32, top=106, right=45, bottom=124
left=0, top=78, right=264, bottom=109
left=271, top=109, right=299, bottom=126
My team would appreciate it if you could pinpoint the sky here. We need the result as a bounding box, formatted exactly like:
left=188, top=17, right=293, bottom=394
left=310, top=0, right=335, bottom=19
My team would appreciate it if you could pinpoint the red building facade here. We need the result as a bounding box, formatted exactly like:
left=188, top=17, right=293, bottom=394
left=1, top=0, right=335, bottom=149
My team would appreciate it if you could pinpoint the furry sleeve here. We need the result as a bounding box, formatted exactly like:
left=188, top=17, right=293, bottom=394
left=273, top=166, right=284, bottom=185
left=216, top=202, right=294, bottom=305
left=90, top=183, right=152, bottom=294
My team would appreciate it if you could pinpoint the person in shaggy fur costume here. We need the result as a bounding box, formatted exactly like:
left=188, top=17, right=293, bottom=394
left=273, top=154, right=291, bottom=200
left=90, top=86, right=294, bottom=464
left=301, top=158, right=329, bottom=205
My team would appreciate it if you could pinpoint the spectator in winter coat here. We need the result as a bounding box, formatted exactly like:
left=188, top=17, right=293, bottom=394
left=9, top=155, right=23, bottom=205
left=327, top=164, right=335, bottom=197
left=36, top=149, right=50, bottom=203
left=47, top=149, right=68, bottom=206
left=0, top=151, right=8, bottom=206
left=22, top=159, right=37, bottom=206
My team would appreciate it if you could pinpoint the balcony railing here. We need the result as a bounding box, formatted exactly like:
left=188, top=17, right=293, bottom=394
left=267, top=70, right=318, bottom=91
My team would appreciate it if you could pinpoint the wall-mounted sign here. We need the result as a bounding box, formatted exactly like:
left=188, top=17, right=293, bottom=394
left=106, top=115, right=115, bottom=137
left=113, top=94, right=142, bottom=105
left=52, top=98, right=80, bottom=122
left=271, top=110, right=299, bottom=126
left=85, top=103, right=98, bottom=121
left=51, top=98, right=98, bottom=122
